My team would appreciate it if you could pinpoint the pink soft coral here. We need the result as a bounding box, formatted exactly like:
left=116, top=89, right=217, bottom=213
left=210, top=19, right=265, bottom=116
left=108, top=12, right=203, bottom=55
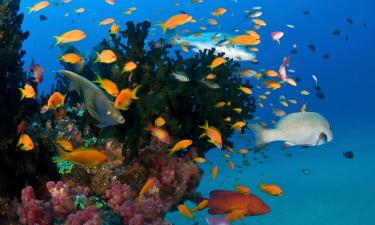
left=65, top=205, right=101, bottom=225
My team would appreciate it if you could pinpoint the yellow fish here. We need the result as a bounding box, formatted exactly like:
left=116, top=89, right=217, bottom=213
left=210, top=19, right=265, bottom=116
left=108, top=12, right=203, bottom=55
left=199, top=121, right=222, bottom=148
left=232, top=121, right=246, bottom=131
left=208, top=57, right=227, bottom=70
left=54, top=30, right=86, bottom=45
left=123, top=61, right=137, bottom=73
left=265, top=70, right=278, bottom=77
left=55, top=147, right=108, bottom=166
left=225, top=209, right=246, bottom=221
left=94, top=75, right=119, bottom=97
left=301, top=103, right=307, bottom=112
left=19, top=84, right=36, bottom=100
left=300, top=90, right=310, bottom=95
left=211, top=8, right=227, bottom=16
left=260, top=183, right=283, bottom=196
left=224, top=117, right=231, bottom=122
left=114, top=85, right=142, bottom=110
left=95, top=50, right=117, bottom=64
left=60, top=53, right=83, bottom=64
left=238, top=149, right=248, bottom=154
left=74, top=8, right=85, bottom=14
left=54, top=138, right=73, bottom=152
left=233, top=108, right=242, bottom=114
left=110, top=23, right=119, bottom=34
left=212, top=165, right=218, bottom=180
left=234, top=185, right=251, bottom=195
left=227, top=35, right=260, bottom=46
left=168, top=139, right=193, bottom=154
left=154, top=117, right=166, bottom=127
left=47, top=92, right=66, bottom=110
left=192, top=200, right=208, bottom=212
left=238, top=85, right=252, bottom=94
left=263, top=80, right=281, bottom=90
left=215, top=101, right=226, bottom=108
left=17, top=134, right=34, bottom=151
left=99, top=18, right=115, bottom=26
left=158, top=14, right=196, bottom=33
left=228, top=161, right=235, bottom=169
left=252, top=19, right=266, bottom=26
left=177, top=204, right=195, bottom=219
left=139, top=178, right=157, bottom=206
left=193, top=157, right=206, bottom=163
left=27, top=1, right=50, bottom=15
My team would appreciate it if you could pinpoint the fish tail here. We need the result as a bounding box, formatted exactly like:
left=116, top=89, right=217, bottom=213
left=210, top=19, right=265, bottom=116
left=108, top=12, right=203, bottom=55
left=53, top=36, right=62, bottom=46
left=198, top=120, right=209, bottom=130
left=145, top=122, right=154, bottom=132
left=157, top=23, right=167, bottom=34
left=18, top=88, right=25, bottom=100
left=248, top=124, right=272, bottom=151
left=26, top=7, right=33, bottom=15
left=94, top=52, right=100, bottom=63
left=131, top=85, right=142, bottom=100
left=94, top=74, right=102, bottom=83
left=168, top=147, right=175, bottom=155
left=138, top=194, right=143, bottom=207
left=224, top=35, right=233, bottom=46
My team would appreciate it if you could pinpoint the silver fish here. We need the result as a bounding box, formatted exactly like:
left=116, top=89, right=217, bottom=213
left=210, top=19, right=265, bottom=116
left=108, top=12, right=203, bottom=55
left=249, top=112, right=333, bottom=150
left=171, top=71, right=190, bottom=82
left=200, top=79, right=220, bottom=89
left=234, top=68, right=257, bottom=78
left=58, top=70, right=125, bottom=128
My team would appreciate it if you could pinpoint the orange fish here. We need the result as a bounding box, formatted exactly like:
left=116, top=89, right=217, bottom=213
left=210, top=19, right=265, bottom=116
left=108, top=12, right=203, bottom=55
left=94, top=50, right=117, bottom=64
left=158, top=14, right=195, bottom=33
left=110, top=23, right=119, bottom=34
left=232, top=121, right=246, bottom=131
left=192, top=200, right=208, bottom=212
left=177, top=204, right=195, bottom=219
left=206, top=190, right=270, bottom=215
left=208, top=57, right=227, bottom=70
left=123, top=61, right=137, bottom=73
left=168, top=139, right=193, bottom=154
left=227, top=35, right=260, bottom=46
left=54, top=138, right=74, bottom=152
left=238, top=149, right=248, bottom=154
left=225, top=209, right=247, bottom=221
left=238, top=85, right=252, bottom=94
left=260, top=183, right=283, bottom=196
left=27, top=1, right=50, bottom=15
left=94, top=75, right=119, bottom=97
left=54, top=30, right=86, bottom=45
left=60, top=53, right=83, bottom=64
left=211, top=8, right=227, bottom=16
left=234, top=185, right=251, bottom=195
left=55, top=147, right=108, bottom=166
left=19, top=84, right=36, bottom=100
left=212, top=165, right=218, bottom=180
left=199, top=121, right=222, bottom=148
left=17, top=134, right=34, bottom=151
left=47, top=92, right=65, bottom=110
left=113, top=85, right=142, bottom=110
left=99, top=18, right=115, bottom=26
left=16, top=120, right=29, bottom=136
left=105, top=0, right=115, bottom=5
left=263, top=80, right=281, bottom=90
left=193, top=157, right=206, bottom=163
left=145, top=123, right=171, bottom=144
left=139, top=178, right=157, bottom=206
left=228, top=161, right=235, bottom=169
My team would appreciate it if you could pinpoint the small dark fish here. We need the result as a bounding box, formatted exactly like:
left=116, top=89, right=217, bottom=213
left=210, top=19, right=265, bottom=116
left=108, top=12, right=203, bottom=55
left=308, top=44, right=316, bottom=52
left=346, top=17, right=354, bottom=24
left=322, top=53, right=330, bottom=59
left=313, top=85, right=321, bottom=91
left=192, top=222, right=199, bottom=225
left=363, top=22, right=367, bottom=27
left=345, top=35, right=349, bottom=42
left=295, top=77, right=301, bottom=82
left=343, top=151, right=354, bottom=159
left=39, top=15, right=47, bottom=21
left=302, top=10, right=311, bottom=15
left=302, top=169, right=310, bottom=175
left=332, top=29, right=341, bottom=35
left=316, top=92, right=325, bottom=99
left=290, top=49, right=298, bottom=54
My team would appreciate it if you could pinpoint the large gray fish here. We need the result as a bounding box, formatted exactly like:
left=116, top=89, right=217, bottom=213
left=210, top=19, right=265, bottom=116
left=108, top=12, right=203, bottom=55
left=58, top=70, right=125, bottom=128
left=249, top=112, right=333, bottom=150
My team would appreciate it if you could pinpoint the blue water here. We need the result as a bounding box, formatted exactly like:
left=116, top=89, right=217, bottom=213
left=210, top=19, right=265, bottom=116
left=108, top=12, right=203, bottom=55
left=20, top=0, right=375, bottom=224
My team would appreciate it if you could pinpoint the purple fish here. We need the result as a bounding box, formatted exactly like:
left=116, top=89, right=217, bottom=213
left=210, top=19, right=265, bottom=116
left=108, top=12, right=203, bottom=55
left=206, top=216, right=231, bottom=225
left=28, top=58, right=44, bottom=83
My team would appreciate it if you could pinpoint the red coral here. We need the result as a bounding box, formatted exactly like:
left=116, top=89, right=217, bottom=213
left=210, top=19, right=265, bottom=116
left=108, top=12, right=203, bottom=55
left=65, top=206, right=101, bottom=225
left=105, top=181, right=133, bottom=213
left=17, top=186, right=52, bottom=225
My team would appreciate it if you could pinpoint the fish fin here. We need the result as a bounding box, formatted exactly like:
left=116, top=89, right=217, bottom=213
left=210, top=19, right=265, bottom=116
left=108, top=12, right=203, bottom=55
left=94, top=52, right=100, bottom=63
left=94, top=74, right=102, bottom=83
left=205, top=216, right=230, bottom=225
left=248, top=124, right=271, bottom=151
left=198, top=132, right=206, bottom=139
left=18, top=88, right=25, bottom=100
left=157, top=23, right=167, bottom=33
left=198, top=120, right=209, bottom=130
left=26, top=7, right=33, bottom=15
left=131, top=85, right=142, bottom=99
left=209, top=190, right=235, bottom=198
left=282, top=141, right=294, bottom=149
left=53, top=36, right=62, bottom=46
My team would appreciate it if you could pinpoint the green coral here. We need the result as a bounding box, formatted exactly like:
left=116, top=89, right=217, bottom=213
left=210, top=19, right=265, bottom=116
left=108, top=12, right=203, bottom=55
left=52, top=157, right=74, bottom=174
left=74, top=194, right=105, bottom=210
